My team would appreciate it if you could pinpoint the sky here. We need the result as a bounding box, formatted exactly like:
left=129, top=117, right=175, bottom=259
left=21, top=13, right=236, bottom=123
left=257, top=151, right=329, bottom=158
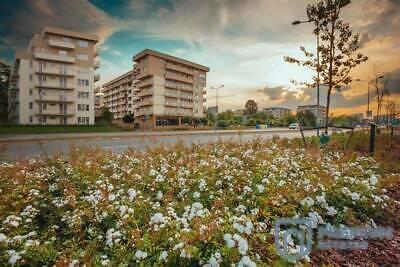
left=0, top=0, right=399, bottom=115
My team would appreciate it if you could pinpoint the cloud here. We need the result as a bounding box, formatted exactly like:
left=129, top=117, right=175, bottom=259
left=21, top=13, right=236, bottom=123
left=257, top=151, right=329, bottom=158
left=0, top=0, right=117, bottom=51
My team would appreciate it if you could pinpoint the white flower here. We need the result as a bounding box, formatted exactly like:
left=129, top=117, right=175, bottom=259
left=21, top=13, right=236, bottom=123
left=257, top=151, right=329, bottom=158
left=238, top=238, right=249, bottom=255
left=223, top=234, right=235, bottom=248
left=256, top=184, right=265, bottom=193
left=159, top=251, right=168, bottom=261
left=157, top=191, right=163, bottom=200
left=108, top=193, right=116, bottom=201
left=350, top=192, right=360, bottom=201
left=0, top=233, right=7, bottom=242
left=7, top=250, right=22, bottom=265
left=326, top=206, right=337, bottom=216
left=193, top=191, right=200, bottom=199
left=300, top=197, right=314, bottom=207
left=208, top=256, right=219, bottom=267
left=370, top=175, right=378, bottom=186
left=135, top=250, right=148, bottom=260
left=127, top=188, right=137, bottom=201
left=237, top=256, right=256, bottom=267
left=150, top=213, right=165, bottom=225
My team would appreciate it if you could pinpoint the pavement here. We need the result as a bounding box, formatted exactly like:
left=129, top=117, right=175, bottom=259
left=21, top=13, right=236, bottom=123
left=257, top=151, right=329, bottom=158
left=0, top=128, right=319, bottom=161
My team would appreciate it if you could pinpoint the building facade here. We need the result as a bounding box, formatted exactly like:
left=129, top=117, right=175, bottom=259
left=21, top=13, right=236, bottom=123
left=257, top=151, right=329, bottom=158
left=263, top=107, right=292, bottom=120
left=132, top=49, right=209, bottom=129
left=102, top=70, right=135, bottom=120
left=8, top=26, right=99, bottom=125
left=297, top=104, right=327, bottom=126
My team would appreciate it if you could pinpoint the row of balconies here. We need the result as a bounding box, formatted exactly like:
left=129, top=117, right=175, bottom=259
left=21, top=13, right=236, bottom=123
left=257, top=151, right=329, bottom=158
left=35, top=93, right=74, bottom=103
left=34, top=52, right=100, bottom=70
left=165, top=72, right=194, bottom=85
left=165, top=63, right=194, bottom=75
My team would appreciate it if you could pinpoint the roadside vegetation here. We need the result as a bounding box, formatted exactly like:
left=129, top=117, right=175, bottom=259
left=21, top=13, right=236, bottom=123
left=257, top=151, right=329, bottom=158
left=0, top=131, right=398, bottom=266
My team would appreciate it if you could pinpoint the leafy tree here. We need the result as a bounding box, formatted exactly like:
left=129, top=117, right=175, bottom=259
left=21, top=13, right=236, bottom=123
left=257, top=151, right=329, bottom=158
left=122, top=114, right=134, bottom=123
left=331, top=114, right=358, bottom=126
left=0, top=61, right=10, bottom=123
left=297, top=110, right=317, bottom=127
left=245, top=99, right=258, bottom=115
left=98, top=107, right=113, bottom=125
left=246, top=118, right=256, bottom=126
left=284, top=0, right=368, bottom=133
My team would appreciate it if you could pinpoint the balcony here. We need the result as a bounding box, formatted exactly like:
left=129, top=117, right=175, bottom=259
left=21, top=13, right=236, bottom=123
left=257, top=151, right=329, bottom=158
left=136, top=108, right=153, bottom=116
left=138, top=98, right=153, bottom=107
left=94, top=60, right=100, bottom=69
left=165, top=72, right=193, bottom=84
left=165, top=91, right=179, bottom=98
left=36, top=67, right=75, bottom=77
left=34, top=52, right=75, bottom=63
left=35, top=107, right=75, bottom=116
left=138, top=89, right=153, bottom=97
left=165, top=101, right=178, bottom=107
left=137, top=78, right=153, bottom=88
left=180, top=94, right=193, bottom=100
left=35, top=93, right=74, bottom=103
left=165, top=63, right=193, bottom=75
left=48, top=39, right=75, bottom=49
left=94, top=73, right=100, bottom=82
left=35, top=80, right=75, bottom=90
left=179, top=102, right=193, bottom=108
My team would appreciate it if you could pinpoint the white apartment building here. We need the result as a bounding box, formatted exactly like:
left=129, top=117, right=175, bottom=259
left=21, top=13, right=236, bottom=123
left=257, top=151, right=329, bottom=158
left=8, top=26, right=99, bottom=125
left=132, top=49, right=209, bottom=129
left=263, top=107, right=292, bottom=120
left=297, top=104, right=327, bottom=126
left=102, top=70, right=136, bottom=120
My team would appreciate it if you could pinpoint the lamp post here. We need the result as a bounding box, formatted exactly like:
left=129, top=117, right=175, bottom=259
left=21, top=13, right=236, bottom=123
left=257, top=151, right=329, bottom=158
left=210, top=85, right=224, bottom=130
left=355, top=75, right=384, bottom=121
left=292, top=19, right=320, bottom=136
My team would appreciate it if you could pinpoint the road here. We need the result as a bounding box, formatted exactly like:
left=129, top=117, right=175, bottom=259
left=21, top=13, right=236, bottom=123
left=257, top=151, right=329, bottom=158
left=0, top=128, right=319, bottom=161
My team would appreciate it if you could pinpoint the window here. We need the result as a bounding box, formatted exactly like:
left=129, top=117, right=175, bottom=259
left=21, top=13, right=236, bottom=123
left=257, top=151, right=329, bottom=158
left=77, top=104, right=90, bottom=111
left=29, top=61, right=33, bottom=68
left=29, top=116, right=33, bottom=123
left=78, top=91, right=89, bottom=99
left=59, top=50, right=68, bottom=56
left=29, top=102, right=33, bottom=109
left=42, top=103, right=47, bottom=110
left=77, top=53, right=89, bottom=60
left=78, top=67, right=89, bottom=74
left=78, top=40, right=88, bottom=47
left=29, top=89, right=33, bottom=96
left=78, top=79, right=89, bottom=86
left=29, top=74, right=33, bottom=81
left=78, top=117, right=89, bottom=125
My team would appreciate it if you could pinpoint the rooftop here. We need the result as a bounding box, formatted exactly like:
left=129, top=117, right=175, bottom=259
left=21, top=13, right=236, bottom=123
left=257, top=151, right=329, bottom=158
left=133, top=49, right=209, bottom=72
left=41, top=26, right=99, bottom=42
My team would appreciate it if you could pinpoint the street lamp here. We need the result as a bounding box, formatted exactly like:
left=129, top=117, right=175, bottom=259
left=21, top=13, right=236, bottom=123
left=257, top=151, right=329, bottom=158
left=210, top=85, right=224, bottom=129
left=355, top=75, right=384, bottom=120
left=292, top=19, right=321, bottom=136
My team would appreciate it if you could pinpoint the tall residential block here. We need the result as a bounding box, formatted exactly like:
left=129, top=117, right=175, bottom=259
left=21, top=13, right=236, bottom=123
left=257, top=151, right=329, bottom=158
left=132, top=49, right=209, bottom=129
left=9, top=27, right=99, bottom=125
left=102, top=70, right=135, bottom=120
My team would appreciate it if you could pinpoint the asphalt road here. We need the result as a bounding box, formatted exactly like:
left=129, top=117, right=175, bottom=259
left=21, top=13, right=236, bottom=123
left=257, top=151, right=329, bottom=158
left=0, top=128, right=319, bottom=161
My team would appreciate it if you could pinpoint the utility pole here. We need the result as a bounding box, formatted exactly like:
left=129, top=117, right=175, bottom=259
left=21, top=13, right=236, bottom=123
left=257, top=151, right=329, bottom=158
left=210, top=85, right=224, bottom=130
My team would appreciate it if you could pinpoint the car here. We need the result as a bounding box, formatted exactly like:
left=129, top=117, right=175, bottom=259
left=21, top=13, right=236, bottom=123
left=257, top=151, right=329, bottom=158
left=288, top=123, right=299, bottom=129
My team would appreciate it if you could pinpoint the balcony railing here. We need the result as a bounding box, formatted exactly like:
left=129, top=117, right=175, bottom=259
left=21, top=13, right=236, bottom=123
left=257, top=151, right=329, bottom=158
left=35, top=80, right=75, bottom=90
left=165, top=63, right=194, bottom=75
left=138, top=89, right=153, bottom=97
left=34, top=52, right=75, bottom=63
left=48, top=39, right=75, bottom=49
left=36, top=67, right=75, bottom=76
left=165, top=91, right=179, bottom=98
left=165, top=72, right=194, bottom=84
left=35, top=93, right=74, bottom=103
left=94, top=60, right=100, bottom=69
left=137, top=79, right=153, bottom=88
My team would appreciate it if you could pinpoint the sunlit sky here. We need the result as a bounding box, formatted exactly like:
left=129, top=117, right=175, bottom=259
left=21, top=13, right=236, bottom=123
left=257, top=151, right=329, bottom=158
left=1, top=0, right=399, bottom=115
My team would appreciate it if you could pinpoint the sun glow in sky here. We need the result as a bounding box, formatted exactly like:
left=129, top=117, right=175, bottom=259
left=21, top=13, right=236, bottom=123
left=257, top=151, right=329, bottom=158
left=1, top=0, right=399, bottom=115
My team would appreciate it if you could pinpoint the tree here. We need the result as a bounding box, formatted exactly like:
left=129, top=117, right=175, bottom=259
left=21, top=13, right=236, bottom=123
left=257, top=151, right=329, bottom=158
left=297, top=110, right=317, bottom=127
left=245, top=99, right=258, bottom=115
left=284, top=0, right=368, bottom=133
left=0, top=61, right=10, bottom=123
left=122, top=114, right=134, bottom=123
left=98, top=107, right=113, bottom=125
left=371, top=71, right=389, bottom=123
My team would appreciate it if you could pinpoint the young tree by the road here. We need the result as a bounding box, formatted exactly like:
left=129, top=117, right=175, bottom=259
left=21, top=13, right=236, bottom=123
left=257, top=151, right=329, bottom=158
left=297, top=110, right=317, bottom=127
left=371, top=72, right=390, bottom=123
left=284, top=0, right=368, bottom=133
left=245, top=99, right=258, bottom=115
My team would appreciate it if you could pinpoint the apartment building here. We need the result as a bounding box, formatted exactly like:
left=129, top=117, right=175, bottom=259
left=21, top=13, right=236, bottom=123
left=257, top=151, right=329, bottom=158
left=8, top=26, right=99, bottom=125
left=297, top=104, right=327, bottom=125
left=132, top=49, right=209, bottom=129
left=263, top=107, right=292, bottom=120
left=94, top=86, right=103, bottom=117
left=102, top=70, right=135, bottom=120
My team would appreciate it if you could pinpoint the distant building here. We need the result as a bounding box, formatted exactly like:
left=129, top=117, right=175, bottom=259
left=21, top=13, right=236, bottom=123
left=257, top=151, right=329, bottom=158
left=132, top=49, right=209, bottom=129
left=263, top=107, right=292, bottom=120
left=297, top=104, right=326, bottom=125
left=233, top=109, right=245, bottom=116
left=94, top=86, right=103, bottom=117
left=350, top=113, right=364, bottom=122
left=102, top=70, right=135, bottom=120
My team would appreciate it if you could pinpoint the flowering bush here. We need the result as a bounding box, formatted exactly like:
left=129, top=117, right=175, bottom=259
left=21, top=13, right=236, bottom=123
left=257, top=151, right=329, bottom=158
left=0, top=138, right=397, bottom=266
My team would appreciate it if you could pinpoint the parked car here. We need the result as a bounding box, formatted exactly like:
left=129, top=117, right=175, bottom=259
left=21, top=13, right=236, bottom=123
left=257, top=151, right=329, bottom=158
left=288, top=123, right=299, bottom=129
